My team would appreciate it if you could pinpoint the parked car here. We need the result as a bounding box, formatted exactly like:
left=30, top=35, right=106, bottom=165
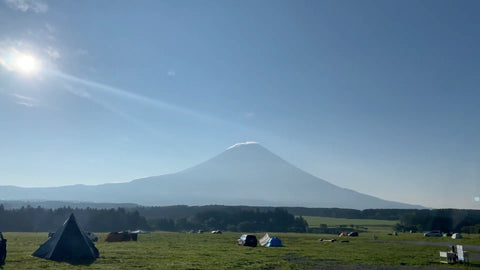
left=424, top=231, right=442, bottom=237
left=237, top=234, right=257, bottom=247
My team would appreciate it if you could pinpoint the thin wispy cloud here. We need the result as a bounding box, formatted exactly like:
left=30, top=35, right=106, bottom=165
left=45, top=23, right=55, bottom=33
left=16, top=101, right=35, bottom=107
left=76, top=49, right=89, bottom=56
left=11, top=93, right=38, bottom=107
left=4, top=0, right=48, bottom=13
left=63, top=83, right=156, bottom=133
left=167, top=70, right=176, bottom=76
left=45, top=46, right=60, bottom=59
left=45, top=69, right=243, bottom=135
left=44, top=23, right=56, bottom=40
left=12, top=93, right=34, bottom=100
left=245, top=112, right=255, bottom=118
left=50, top=70, right=222, bottom=124
left=63, top=84, right=91, bottom=99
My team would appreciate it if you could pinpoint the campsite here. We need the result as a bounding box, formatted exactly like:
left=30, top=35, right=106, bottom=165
left=1, top=207, right=480, bottom=269
left=2, top=0, right=479, bottom=268
left=1, top=220, right=479, bottom=269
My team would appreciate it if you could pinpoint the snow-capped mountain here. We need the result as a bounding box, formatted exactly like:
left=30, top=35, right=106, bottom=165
left=0, top=142, right=422, bottom=209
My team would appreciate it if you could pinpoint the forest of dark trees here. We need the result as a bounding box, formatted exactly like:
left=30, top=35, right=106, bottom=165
left=138, top=206, right=480, bottom=232
left=393, top=209, right=480, bottom=233
left=1, top=203, right=480, bottom=234
left=0, top=205, right=307, bottom=233
left=150, top=208, right=308, bottom=232
left=0, top=205, right=148, bottom=232
left=135, top=205, right=423, bottom=220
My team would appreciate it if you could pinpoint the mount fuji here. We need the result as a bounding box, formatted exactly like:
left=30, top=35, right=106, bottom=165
left=0, top=142, right=422, bottom=209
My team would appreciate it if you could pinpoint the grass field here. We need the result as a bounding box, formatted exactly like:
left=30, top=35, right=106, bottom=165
left=303, top=216, right=398, bottom=228
left=1, top=230, right=480, bottom=270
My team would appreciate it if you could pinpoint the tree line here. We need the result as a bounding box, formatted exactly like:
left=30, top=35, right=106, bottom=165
left=0, top=205, right=307, bottom=233
left=394, top=209, right=480, bottom=232
left=0, top=205, right=148, bottom=232
left=150, top=208, right=308, bottom=232
left=2, top=204, right=479, bottom=234
left=137, top=205, right=480, bottom=233
left=135, top=205, right=424, bottom=220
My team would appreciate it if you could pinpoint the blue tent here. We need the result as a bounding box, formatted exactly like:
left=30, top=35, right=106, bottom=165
left=265, top=237, right=283, bottom=247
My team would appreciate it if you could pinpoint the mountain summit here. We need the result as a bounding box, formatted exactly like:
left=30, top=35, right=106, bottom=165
left=225, top=141, right=260, bottom=150
left=0, top=142, right=421, bottom=209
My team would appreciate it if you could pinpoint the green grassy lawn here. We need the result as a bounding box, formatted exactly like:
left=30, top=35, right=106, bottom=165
left=303, top=216, right=398, bottom=227
left=2, top=231, right=480, bottom=269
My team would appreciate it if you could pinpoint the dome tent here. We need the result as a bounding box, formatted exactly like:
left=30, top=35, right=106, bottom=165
left=266, top=236, right=283, bottom=247
left=259, top=233, right=283, bottom=247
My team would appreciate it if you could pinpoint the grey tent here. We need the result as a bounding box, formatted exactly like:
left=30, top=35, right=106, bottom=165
left=32, top=213, right=99, bottom=264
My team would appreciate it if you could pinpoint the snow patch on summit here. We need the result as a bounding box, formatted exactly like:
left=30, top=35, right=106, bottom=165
left=226, top=141, right=259, bottom=150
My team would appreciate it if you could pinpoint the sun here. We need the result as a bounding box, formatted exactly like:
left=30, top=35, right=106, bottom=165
left=13, top=53, right=39, bottom=74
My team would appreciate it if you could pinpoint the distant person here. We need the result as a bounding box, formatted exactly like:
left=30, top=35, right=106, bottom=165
left=0, top=232, right=6, bottom=265
left=451, top=245, right=458, bottom=263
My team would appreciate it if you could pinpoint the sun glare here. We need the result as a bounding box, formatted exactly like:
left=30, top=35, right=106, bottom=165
left=14, top=53, right=39, bottom=74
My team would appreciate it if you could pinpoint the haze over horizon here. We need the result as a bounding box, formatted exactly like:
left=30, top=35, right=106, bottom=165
left=1, top=1, right=479, bottom=209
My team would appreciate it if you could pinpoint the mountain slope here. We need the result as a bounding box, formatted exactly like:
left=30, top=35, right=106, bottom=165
left=0, top=142, right=422, bottom=209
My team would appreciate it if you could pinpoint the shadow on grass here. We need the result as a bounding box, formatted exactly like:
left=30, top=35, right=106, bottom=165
left=32, top=257, right=97, bottom=266
left=65, top=260, right=96, bottom=266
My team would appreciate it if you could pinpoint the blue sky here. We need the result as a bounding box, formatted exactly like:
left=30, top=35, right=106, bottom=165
left=0, top=0, right=479, bottom=209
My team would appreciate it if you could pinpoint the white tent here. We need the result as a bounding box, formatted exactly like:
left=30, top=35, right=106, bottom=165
left=452, top=233, right=463, bottom=239
left=259, top=233, right=270, bottom=246
left=130, top=230, right=150, bottom=234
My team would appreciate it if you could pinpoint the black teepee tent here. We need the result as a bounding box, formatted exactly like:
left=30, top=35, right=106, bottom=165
left=32, top=213, right=99, bottom=264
